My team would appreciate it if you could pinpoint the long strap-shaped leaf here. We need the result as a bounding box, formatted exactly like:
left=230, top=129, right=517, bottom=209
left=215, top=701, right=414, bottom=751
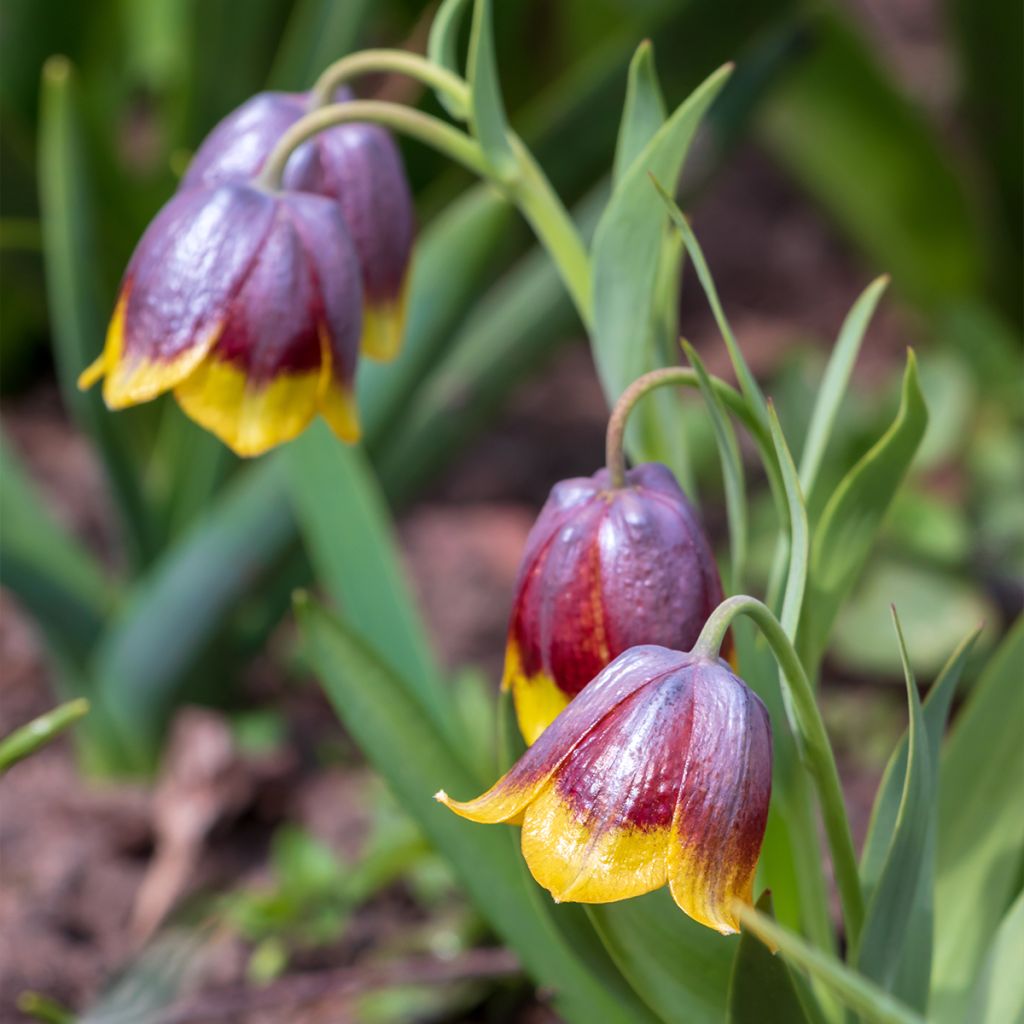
left=798, top=351, right=928, bottom=671
left=297, top=596, right=656, bottom=1024
left=931, top=617, right=1024, bottom=1023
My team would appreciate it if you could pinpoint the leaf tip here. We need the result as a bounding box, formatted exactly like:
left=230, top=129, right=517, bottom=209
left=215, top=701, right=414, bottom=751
left=43, top=54, right=72, bottom=85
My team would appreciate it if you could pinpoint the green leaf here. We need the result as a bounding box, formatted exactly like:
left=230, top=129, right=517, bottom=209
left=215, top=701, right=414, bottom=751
left=0, top=432, right=113, bottom=659
left=798, top=351, right=928, bottom=671
left=0, top=698, right=90, bottom=774
left=683, top=341, right=747, bottom=591
left=376, top=187, right=605, bottom=504
left=590, top=65, right=731, bottom=407
left=91, top=459, right=294, bottom=771
left=359, top=185, right=513, bottom=445
left=283, top=428, right=452, bottom=743
left=612, top=41, right=667, bottom=186
left=800, top=275, right=889, bottom=505
left=758, top=11, right=983, bottom=312
left=297, top=596, right=655, bottom=1024
left=466, top=0, right=515, bottom=178
left=964, top=893, right=1024, bottom=1024
left=855, top=610, right=933, bottom=999
left=654, top=179, right=769, bottom=431
left=728, top=892, right=815, bottom=1024
left=932, top=617, right=1024, bottom=1023
left=37, top=56, right=155, bottom=564
left=587, top=893, right=735, bottom=1024
left=427, top=0, right=472, bottom=119
left=268, top=0, right=371, bottom=89
left=736, top=906, right=926, bottom=1024
left=859, top=627, right=979, bottom=1007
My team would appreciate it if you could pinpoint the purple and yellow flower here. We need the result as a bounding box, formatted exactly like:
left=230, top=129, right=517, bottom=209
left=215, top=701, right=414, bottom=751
left=504, top=462, right=727, bottom=745
left=79, top=182, right=362, bottom=457
left=182, top=90, right=415, bottom=363
left=438, top=645, right=771, bottom=933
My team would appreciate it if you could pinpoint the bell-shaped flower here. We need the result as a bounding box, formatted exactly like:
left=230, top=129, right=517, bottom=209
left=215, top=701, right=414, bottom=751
left=438, top=646, right=771, bottom=934
left=79, top=182, right=362, bottom=457
left=504, top=462, right=726, bottom=744
left=181, top=90, right=414, bottom=363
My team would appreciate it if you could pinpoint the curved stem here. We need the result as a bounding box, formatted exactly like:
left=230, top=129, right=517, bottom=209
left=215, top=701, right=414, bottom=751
left=309, top=48, right=469, bottom=110
left=694, top=596, right=865, bottom=951
left=606, top=367, right=767, bottom=489
left=256, top=100, right=487, bottom=190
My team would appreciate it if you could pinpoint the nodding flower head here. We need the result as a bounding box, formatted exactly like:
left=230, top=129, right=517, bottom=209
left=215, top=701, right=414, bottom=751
left=182, top=89, right=414, bottom=363
left=79, top=182, right=362, bottom=457
left=438, top=645, right=771, bottom=934
left=504, top=462, right=727, bottom=744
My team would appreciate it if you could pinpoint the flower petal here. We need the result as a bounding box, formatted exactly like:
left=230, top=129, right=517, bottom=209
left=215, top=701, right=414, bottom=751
left=503, top=640, right=570, bottom=746
left=667, top=662, right=772, bottom=934
left=437, top=646, right=687, bottom=824
left=174, top=358, right=322, bottom=457
left=520, top=677, right=695, bottom=903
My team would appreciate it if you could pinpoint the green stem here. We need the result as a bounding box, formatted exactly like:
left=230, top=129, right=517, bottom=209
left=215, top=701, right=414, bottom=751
left=257, top=100, right=488, bottom=190
left=308, top=48, right=469, bottom=109
left=0, top=698, right=90, bottom=773
left=694, top=596, right=865, bottom=951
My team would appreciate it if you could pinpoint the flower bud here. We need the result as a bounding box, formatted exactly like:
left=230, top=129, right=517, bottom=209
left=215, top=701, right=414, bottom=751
left=505, top=462, right=726, bottom=744
left=182, top=90, right=414, bottom=362
left=439, top=645, right=772, bottom=934
left=79, top=183, right=361, bottom=456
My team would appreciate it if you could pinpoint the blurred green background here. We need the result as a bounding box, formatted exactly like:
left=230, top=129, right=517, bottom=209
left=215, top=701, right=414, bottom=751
left=1, top=0, right=1020, bottom=1018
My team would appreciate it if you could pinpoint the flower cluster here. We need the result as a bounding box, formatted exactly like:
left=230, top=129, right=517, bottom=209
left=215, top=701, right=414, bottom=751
left=440, top=450, right=771, bottom=934
left=80, top=90, right=414, bottom=456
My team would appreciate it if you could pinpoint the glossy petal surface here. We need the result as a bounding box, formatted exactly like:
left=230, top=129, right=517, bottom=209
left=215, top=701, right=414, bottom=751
left=504, top=463, right=725, bottom=742
left=182, top=89, right=414, bottom=361
left=82, top=184, right=362, bottom=455
left=441, top=649, right=772, bottom=933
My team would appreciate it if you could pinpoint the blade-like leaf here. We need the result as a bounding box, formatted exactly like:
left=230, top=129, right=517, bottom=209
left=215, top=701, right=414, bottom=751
left=284, top=428, right=452, bottom=743
left=612, top=41, right=667, bottom=186
left=856, top=610, right=932, bottom=997
left=37, top=56, right=154, bottom=564
left=798, top=351, right=928, bottom=671
left=466, top=0, right=515, bottom=177
left=728, top=892, right=815, bottom=1024
left=590, top=65, right=732, bottom=407
left=964, top=893, right=1024, bottom=1024
left=91, top=459, right=294, bottom=772
left=654, top=179, right=769, bottom=429
left=800, top=275, right=890, bottom=504
left=683, top=341, right=747, bottom=592
left=587, top=893, right=735, bottom=1024
left=0, top=432, right=113, bottom=658
left=0, top=698, right=90, bottom=774
left=427, top=0, right=472, bottom=119
left=932, top=617, right=1024, bottom=1023
left=268, top=0, right=371, bottom=89
left=359, top=185, right=513, bottom=445
left=297, top=597, right=655, bottom=1024
left=736, top=906, right=926, bottom=1024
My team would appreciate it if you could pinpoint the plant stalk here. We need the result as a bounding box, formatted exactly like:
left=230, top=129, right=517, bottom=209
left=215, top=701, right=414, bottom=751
left=694, top=595, right=865, bottom=951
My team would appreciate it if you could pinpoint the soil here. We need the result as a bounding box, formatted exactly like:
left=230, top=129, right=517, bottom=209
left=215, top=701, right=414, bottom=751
left=0, top=99, right=932, bottom=1024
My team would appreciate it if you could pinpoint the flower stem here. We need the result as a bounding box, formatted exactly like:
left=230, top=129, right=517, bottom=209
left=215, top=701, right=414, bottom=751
left=606, top=368, right=770, bottom=487
left=308, top=48, right=470, bottom=110
left=694, top=595, right=865, bottom=951
left=256, top=100, right=488, bottom=191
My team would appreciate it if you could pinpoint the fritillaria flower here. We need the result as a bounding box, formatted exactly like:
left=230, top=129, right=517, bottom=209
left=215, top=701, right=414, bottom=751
left=504, top=462, right=727, bottom=744
left=79, top=182, right=362, bottom=456
left=182, top=89, right=415, bottom=362
left=438, top=645, right=771, bottom=933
